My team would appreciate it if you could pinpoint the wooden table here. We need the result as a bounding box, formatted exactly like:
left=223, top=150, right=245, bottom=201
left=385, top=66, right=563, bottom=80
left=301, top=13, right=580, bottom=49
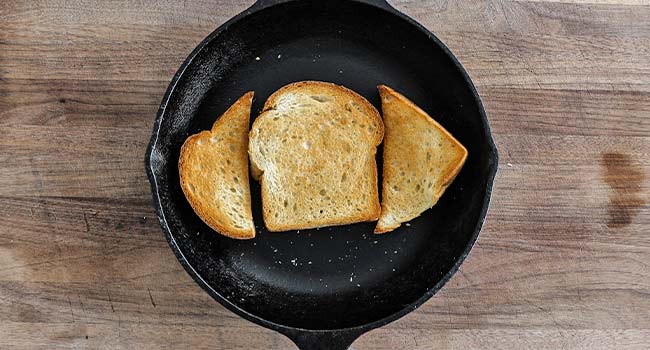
left=1, top=0, right=649, bottom=349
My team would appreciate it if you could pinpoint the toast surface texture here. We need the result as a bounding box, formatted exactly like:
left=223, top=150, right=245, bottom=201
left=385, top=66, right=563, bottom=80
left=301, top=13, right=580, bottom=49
left=375, top=85, right=468, bottom=233
left=249, top=81, right=384, bottom=231
left=179, top=92, right=255, bottom=239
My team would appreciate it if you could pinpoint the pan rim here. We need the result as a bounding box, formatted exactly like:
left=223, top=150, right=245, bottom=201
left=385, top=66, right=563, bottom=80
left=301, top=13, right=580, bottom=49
left=145, top=0, right=499, bottom=335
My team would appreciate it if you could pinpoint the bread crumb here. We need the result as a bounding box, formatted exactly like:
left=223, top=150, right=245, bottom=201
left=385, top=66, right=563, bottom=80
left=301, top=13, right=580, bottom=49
left=255, top=56, right=260, bottom=61
left=507, top=163, right=513, bottom=167
left=277, top=54, right=282, bottom=59
left=405, top=223, right=411, bottom=226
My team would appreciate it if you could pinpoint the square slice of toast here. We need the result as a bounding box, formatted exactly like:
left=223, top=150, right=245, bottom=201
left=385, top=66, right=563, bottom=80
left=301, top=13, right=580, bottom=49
left=249, top=81, right=384, bottom=231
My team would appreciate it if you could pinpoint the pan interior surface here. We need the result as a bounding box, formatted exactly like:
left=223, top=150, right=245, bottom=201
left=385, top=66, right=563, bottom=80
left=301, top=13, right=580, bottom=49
left=151, top=1, right=495, bottom=330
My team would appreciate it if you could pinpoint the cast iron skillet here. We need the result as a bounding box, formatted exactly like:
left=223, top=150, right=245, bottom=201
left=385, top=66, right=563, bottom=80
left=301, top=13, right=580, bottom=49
left=145, top=0, right=498, bottom=349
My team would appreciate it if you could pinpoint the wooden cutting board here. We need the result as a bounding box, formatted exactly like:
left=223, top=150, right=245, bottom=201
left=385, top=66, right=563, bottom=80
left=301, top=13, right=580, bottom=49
left=0, top=0, right=648, bottom=349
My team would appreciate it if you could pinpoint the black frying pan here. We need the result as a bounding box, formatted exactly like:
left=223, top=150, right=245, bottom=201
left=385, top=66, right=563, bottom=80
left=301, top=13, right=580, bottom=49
left=145, top=0, right=498, bottom=349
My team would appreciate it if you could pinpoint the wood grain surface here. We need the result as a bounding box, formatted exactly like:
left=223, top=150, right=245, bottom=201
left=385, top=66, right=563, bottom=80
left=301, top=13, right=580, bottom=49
left=1, top=0, right=649, bottom=349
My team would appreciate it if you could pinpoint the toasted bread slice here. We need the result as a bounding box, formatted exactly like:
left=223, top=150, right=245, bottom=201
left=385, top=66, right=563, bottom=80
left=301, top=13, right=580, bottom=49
left=375, top=85, right=467, bottom=233
left=249, top=81, right=384, bottom=231
left=179, top=92, right=255, bottom=239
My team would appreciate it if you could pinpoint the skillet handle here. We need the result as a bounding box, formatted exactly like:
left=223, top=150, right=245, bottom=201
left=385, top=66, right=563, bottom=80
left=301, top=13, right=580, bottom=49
left=284, top=329, right=364, bottom=350
left=249, top=0, right=287, bottom=9
left=357, top=0, right=394, bottom=10
left=250, top=0, right=394, bottom=11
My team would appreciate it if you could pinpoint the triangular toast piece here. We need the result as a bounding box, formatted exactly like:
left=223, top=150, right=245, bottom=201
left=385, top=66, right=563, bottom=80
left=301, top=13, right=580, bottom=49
left=179, top=92, right=255, bottom=239
left=376, top=85, right=467, bottom=233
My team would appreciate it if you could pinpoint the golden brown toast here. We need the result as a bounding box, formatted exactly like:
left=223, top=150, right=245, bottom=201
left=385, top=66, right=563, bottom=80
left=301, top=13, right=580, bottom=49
left=249, top=81, right=384, bottom=231
left=375, top=85, right=467, bottom=233
left=179, top=92, right=255, bottom=239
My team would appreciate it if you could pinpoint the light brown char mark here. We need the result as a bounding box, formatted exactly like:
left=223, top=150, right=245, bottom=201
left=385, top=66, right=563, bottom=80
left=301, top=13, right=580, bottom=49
left=600, top=153, right=646, bottom=228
